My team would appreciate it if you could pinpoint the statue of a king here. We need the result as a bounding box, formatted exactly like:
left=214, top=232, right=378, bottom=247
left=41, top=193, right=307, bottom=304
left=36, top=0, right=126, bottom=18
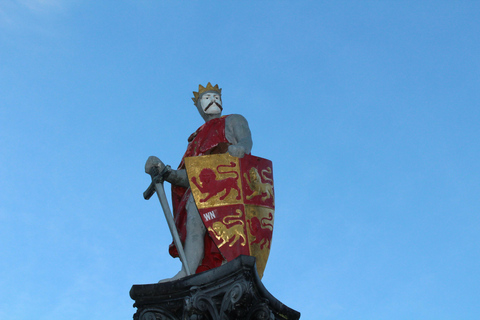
left=146, top=83, right=253, bottom=281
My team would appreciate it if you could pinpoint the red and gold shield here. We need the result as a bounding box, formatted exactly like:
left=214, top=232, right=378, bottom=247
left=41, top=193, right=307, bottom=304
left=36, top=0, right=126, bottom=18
left=185, top=153, right=274, bottom=278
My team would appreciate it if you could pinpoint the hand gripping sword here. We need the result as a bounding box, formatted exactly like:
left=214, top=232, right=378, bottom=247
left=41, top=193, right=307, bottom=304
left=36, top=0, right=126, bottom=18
left=143, top=156, right=192, bottom=276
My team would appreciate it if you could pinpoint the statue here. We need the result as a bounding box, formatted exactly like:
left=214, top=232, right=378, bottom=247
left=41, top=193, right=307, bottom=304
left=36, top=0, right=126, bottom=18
left=133, top=83, right=300, bottom=320
left=144, top=83, right=275, bottom=281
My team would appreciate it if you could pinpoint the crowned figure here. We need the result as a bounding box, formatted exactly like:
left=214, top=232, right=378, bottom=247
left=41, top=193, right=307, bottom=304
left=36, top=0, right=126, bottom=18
left=145, top=83, right=275, bottom=280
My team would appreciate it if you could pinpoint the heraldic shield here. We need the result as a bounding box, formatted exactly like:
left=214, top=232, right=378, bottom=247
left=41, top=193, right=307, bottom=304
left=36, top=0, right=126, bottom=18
left=185, top=153, right=274, bottom=279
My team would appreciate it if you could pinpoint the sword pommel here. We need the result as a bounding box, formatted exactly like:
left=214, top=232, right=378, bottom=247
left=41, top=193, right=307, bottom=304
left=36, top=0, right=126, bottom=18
left=144, top=156, right=171, bottom=200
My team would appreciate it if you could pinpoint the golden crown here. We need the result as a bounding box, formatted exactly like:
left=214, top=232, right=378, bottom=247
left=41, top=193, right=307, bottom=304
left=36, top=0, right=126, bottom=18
left=192, top=82, right=222, bottom=104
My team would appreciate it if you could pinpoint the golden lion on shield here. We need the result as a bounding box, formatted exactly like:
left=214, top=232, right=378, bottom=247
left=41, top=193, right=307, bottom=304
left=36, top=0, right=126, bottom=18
left=208, top=209, right=246, bottom=248
left=244, top=167, right=274, bottom=202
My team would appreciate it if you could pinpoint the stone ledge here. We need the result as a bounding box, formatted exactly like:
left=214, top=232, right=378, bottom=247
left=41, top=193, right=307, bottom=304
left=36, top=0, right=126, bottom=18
left=130, top=255, right=300, bottom=320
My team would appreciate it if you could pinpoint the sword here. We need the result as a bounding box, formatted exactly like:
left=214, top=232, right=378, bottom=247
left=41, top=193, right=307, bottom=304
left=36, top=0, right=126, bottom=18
left=144, top=156, right=192, bottom=276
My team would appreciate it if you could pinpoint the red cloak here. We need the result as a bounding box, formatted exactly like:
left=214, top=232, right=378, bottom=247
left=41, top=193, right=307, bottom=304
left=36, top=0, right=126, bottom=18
left=169, top=115, right=230, bottom=273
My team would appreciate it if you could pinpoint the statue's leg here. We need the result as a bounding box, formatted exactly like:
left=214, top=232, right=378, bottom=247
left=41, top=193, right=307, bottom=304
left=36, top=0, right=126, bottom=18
left=184, top=193, right=206, bottom=271
left=169, top=194, right=205, bottom=280
left=159, top=194, right=206, bottom=282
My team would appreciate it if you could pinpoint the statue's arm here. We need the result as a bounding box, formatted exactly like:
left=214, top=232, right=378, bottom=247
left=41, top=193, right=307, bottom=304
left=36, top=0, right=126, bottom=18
left=225, top=114, right=253, bottom=158
left=145, top=156, right=189, bottom=188
left=165, top=168, right=189, bottom=188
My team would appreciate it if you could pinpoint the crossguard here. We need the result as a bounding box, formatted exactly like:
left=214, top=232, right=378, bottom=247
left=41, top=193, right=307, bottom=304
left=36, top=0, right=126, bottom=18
left=144, top=156, right=171, bottom=200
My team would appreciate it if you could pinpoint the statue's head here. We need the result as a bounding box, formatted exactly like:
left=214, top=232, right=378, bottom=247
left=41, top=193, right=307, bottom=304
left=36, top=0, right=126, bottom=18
left=192, top=83, right=223, bottom=121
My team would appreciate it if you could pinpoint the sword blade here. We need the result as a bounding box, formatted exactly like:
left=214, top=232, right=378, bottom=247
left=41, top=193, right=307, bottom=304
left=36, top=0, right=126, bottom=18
left=151, top=180, right=192, bottom=276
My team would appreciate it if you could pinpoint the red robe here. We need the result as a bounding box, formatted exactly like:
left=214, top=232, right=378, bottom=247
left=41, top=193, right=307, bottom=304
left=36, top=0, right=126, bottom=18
left=169, top=115, right=230, bottom=273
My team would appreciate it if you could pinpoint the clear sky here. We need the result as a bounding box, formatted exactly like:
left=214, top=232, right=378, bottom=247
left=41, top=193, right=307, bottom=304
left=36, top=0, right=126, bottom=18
left=1, top=1, right=479, bottom=319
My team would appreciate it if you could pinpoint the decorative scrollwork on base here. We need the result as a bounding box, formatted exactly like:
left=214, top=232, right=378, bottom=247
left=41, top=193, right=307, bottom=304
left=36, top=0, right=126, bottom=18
left=247, top=302, right=275, bottom=320
left=139, top=308, right=180, bottom=320
left=185, top=286, right=220, bottom=319
left=219, top=279, right=250, bottom=318
left=130, top=256, right=300, bottom=320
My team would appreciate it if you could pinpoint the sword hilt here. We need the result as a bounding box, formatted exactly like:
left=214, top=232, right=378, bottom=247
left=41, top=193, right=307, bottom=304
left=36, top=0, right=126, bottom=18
left=144, top=165, right=171, bottom=200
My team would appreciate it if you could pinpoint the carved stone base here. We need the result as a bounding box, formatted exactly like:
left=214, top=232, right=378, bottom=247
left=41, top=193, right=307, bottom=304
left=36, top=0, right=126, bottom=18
left=130, top=255, right=300, bottom=320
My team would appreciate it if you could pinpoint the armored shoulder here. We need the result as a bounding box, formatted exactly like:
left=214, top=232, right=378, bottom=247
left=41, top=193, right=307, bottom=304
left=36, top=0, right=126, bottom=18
left=225, top=114, right=249, bottom=129
left=225, top=114, right=253, bottom=154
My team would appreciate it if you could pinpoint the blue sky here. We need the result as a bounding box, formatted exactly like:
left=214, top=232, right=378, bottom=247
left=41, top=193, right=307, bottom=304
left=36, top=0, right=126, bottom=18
left=1, top=1, right=479, bottom=319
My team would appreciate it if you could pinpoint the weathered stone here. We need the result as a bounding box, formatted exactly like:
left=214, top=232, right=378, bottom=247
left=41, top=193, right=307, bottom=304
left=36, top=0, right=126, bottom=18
left=130, top=255, right=300, bottom=320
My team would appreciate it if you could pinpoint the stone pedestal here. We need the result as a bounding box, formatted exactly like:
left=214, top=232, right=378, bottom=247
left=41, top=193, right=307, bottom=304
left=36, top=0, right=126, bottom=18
left=130, top=255, right=300, bottom=320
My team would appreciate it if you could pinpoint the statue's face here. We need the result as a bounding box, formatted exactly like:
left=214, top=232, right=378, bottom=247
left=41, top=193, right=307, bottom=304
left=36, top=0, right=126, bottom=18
left=199, top=92, right=222, bottom=115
